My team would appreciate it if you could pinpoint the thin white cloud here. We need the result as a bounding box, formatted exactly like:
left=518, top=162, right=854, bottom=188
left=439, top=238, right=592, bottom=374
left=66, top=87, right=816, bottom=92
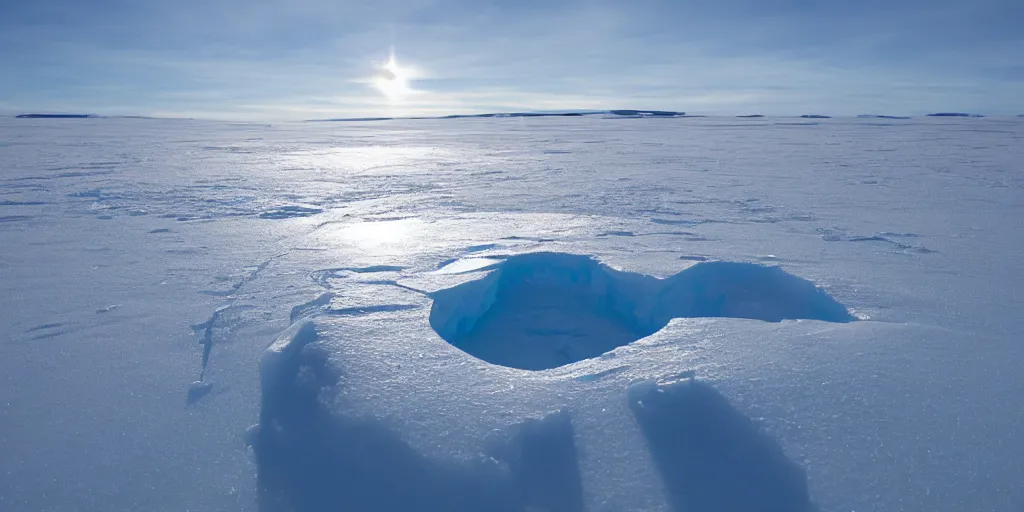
left=2, top=0, right=1022, bottom=119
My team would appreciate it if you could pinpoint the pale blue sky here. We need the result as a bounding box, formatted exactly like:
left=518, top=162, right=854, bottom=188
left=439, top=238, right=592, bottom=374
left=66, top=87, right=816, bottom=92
left=2, top=0, right=1022, bottom=119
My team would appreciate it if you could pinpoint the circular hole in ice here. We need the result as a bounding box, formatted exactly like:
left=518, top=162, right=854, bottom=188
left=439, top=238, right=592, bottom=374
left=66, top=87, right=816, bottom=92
left=429, top=252, right=854, bottom=371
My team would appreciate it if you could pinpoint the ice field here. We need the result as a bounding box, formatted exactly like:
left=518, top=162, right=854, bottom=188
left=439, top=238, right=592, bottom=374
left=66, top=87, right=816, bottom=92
left=1, top=114, right=1022, bottom=511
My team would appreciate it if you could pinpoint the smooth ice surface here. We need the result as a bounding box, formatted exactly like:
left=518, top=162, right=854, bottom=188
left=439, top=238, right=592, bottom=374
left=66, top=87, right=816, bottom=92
left=1, top=115, right=1022, bottom=512
left=432, top=256, right=503, bottom=274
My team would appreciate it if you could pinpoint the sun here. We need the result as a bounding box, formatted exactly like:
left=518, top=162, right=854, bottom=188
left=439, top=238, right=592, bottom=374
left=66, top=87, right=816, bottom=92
left=374, top=54, right=412, bottom=101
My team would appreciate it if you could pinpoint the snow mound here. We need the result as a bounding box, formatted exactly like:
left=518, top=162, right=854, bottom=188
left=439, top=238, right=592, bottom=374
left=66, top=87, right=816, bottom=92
left=430, top=252, right=853, bottom=370
left=186, top=380, right=213, bottom=405
left=254, top=319, right=586, bottom=512
left=253, top=316, right=818, bottom=512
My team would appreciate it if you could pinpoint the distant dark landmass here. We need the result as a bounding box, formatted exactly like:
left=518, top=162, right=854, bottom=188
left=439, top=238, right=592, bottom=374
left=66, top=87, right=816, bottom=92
left=927, top=112, right=984, bottom=117
left=857, top=115, right=912, bottom=120
left=446, top=112, right=598, bottom=119
left=737, top=114, right=765, bottom=118
left=609, top=110, right=683, bottom=117
left=315, top=111, right=604, bottom=122
left=800, top=114, right=832, bottom=119
left=331, top=117, right=396, bottom=122
left=313, top=110, right=691, bottom=122
left=16, top=113, right=98, bottom=119
left=14, top=114, right=171, bottom=120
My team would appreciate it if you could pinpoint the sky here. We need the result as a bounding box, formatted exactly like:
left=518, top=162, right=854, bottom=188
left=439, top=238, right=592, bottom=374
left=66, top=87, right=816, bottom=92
left=2, top=0, right=1023, bottom=120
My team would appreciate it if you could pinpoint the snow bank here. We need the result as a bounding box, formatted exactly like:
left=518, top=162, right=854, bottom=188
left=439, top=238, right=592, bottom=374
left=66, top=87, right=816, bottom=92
left=254, top=319, right=585, bottom=511
left=253, top=320, right=820, bottom=512
left=252, top=253, right=847, bottom=511
left=253, top=313, right=821, bottom=511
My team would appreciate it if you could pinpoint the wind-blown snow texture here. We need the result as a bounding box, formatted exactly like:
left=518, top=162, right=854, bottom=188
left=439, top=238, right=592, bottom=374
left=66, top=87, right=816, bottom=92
left=1, top=115, right=1022, bottom=512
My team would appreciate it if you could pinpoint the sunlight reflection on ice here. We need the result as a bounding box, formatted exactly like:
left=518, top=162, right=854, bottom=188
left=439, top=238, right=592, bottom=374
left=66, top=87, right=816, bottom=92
left=282, top=146, right=456, bottom=174
left=432, top=257, right=503, bottom=275
left=334, top=218, right=426, bottom=253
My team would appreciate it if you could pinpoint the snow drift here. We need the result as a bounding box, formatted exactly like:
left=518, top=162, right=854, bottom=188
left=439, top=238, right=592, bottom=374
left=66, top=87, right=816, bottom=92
left=253, top=318, right=819, bottom=512
left=252, top=253, right=851, bottom=511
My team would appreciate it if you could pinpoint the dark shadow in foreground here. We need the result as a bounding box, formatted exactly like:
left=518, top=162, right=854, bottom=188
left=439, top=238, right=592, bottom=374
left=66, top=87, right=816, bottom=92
left=255, top=321, right=816, bottom=511
left=629, top=379, right=817, bottom=512
left=254, top=327, right=585, bottom=512
left=489, top=410, right=586, bottom=512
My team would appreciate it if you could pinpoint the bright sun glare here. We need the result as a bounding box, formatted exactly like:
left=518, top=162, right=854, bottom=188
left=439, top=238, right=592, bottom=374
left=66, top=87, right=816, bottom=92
left=374, top=54, right=412, bottom=101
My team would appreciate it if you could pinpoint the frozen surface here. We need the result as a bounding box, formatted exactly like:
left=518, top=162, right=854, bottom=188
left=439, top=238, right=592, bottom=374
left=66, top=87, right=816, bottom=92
left=1, top=115, right=1022, bottom=512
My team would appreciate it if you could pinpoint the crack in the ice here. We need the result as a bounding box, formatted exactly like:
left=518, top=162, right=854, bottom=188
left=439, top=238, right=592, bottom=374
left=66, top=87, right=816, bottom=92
left=309, top=266, right=407, bottom=289
left=25, top=322, right=66, bottom=333
left=188, top=251, right=290, bottom=402
left=325, top=304, right=421, bottom=316
left=817, top=227, right=936, bottom=254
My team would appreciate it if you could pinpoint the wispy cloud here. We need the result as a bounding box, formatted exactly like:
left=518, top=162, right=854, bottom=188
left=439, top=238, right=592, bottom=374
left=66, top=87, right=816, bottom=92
left=2, top=0, right=1022, bottom=119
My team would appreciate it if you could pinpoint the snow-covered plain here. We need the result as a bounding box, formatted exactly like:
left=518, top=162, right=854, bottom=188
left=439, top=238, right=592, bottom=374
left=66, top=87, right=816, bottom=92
left=1, top=115, right=1022, bottom=511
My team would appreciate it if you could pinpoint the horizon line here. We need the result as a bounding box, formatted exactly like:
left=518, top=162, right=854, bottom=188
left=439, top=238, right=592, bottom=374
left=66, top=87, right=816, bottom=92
left=6, top=110, right=1021, bottom=123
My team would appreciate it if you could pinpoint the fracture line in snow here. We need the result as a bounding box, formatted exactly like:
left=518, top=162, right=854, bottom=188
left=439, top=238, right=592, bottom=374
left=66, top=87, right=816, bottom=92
left=188, top=250, right=291, bottom=404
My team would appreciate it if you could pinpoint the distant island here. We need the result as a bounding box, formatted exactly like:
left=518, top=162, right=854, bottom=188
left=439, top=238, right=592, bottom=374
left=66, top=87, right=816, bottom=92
left=445, top=112, right=596, bottom=119
left=313, top=110, right=688, bottom=122
left=926, top=112, right=984, bottom=118
left=16, top=113, right=98, bottom=119
left=800, top=114, right=832, bottom=119
left=857, top=115, right=912, bottom=120
left=736, top=114, right=765, bottom=118
left=608, top=110, right=683, bottom=117
left=318, top=111, right=604, bottom=122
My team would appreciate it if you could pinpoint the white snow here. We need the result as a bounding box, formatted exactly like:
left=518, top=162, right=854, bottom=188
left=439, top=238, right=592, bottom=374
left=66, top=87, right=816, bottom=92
left=0, top=115, right=1022, bottom=512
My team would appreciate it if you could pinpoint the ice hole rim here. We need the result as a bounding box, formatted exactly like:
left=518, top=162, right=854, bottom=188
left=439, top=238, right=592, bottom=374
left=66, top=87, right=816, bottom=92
left=428, top=252, right=855, bottom=371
